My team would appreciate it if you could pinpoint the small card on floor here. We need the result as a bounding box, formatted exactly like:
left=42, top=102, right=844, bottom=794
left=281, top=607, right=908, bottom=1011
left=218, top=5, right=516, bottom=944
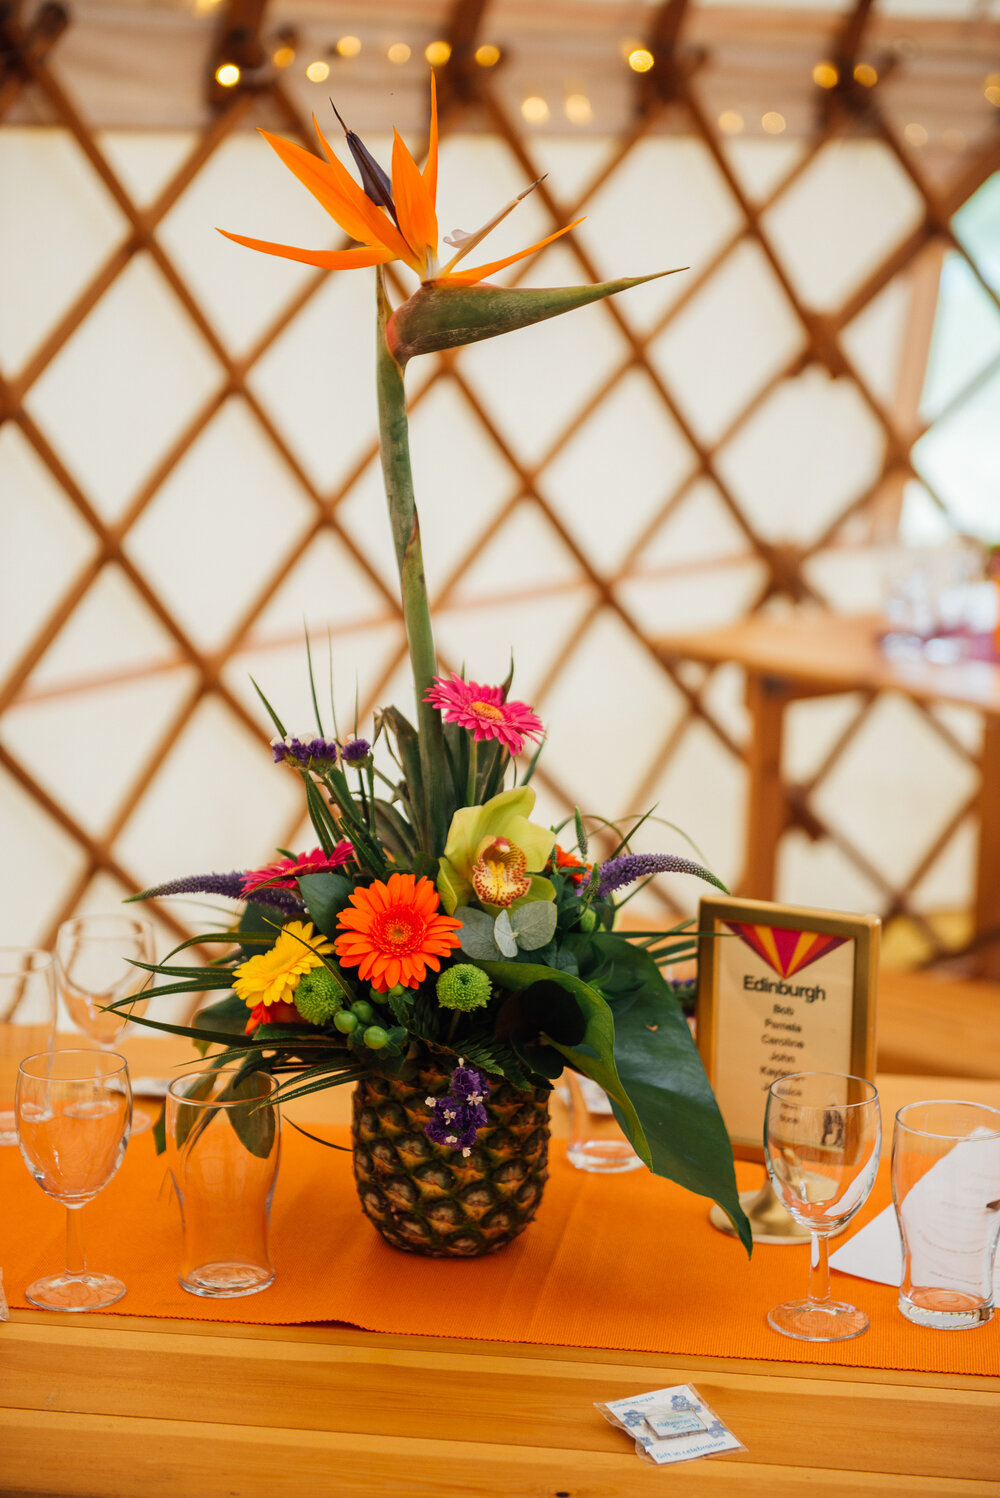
left=597, top=1383, right=744, bottom=1466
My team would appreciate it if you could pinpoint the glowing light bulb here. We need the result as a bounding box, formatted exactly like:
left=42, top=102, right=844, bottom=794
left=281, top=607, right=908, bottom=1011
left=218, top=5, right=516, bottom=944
left=306, top=59, right=330, bottom=82
left=903, top=122, right=928, bottom=146
left=215, top=62, right=240, bottom=87
left=475, top=43, right=501, bottom=67
left=387, top=42, right=410, bottom=64
left=521, top=95, right=550, bottom=125
left=425, top=40, right=451, bottom=66
left=718, top=110, right=744, bottom=135
left=812, top=61, right=839, bottom=89
left=336, top=35, right=361, bottom=59
left=761, top=111, right=786, bottom=135
left=853, top=62, right=878, bottom=87
left=271, top=45, right=295, bottom=69
left=565, top=93, right=593, bottom=125
left=986, top=83, right=1000, bottom=108
left=628, top=48, right=655, bottom=74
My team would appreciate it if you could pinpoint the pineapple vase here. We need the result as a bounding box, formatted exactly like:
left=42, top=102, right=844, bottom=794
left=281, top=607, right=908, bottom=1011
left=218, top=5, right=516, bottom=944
left=352, top=1056, right=551, bottom=1257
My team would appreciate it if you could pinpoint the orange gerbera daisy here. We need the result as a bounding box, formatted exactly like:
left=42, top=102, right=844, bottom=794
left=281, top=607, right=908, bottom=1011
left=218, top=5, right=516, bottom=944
left=334, top=872, right=462, bottom=992
left=219, top=77, right=582, bottom=286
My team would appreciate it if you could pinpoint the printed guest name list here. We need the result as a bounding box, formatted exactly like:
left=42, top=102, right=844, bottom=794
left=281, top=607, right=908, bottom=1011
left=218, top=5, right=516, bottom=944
left=711, top=923, right=856, bottom=1147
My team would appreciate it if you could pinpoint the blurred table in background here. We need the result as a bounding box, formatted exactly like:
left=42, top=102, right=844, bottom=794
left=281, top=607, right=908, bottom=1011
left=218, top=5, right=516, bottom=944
left=656, top=612, right=1000, bottom=981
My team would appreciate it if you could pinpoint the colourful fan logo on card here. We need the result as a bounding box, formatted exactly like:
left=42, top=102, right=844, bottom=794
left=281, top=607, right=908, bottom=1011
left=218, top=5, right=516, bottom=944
left=725, top=923, right=848, bottom=978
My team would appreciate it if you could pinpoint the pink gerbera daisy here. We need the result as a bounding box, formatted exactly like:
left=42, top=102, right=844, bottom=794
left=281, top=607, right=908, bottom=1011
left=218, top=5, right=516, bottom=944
left=423, top=674, right=544, bottom=756
left=241, top=843, right=354, bottom=896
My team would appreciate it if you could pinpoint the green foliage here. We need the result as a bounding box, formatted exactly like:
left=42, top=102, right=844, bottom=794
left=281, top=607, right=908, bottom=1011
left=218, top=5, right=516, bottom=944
left=296, top=873, right=353, bottom=940
left=567, top=931, right=751, bottom=1253
left=483, top=947, right=751, bottom=1254
left=387, top=273, right=683, bottom=366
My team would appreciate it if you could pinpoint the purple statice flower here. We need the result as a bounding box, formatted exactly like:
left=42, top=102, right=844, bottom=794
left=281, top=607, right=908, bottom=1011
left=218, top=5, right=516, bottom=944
left=449, top=1064, right=489, bottom=1107
left=596, top=853, right=727, bottom=899
left=130, top=871, right=305, bottom=915
left=340, top=737, right=372, bottom=766
left=270, top=735, right=340, bottom=771
left=424, top=1061, right=490, bottom=1157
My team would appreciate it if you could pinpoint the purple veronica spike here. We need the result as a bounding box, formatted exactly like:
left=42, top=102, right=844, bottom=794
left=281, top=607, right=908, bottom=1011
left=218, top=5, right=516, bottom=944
left=132, top=871, right=305, bottom=915
left=424, top=1062, right=490, bottom=1156
left=596, top=853, right=727, bottom=899
left=270, top=735, right=340, bottom=770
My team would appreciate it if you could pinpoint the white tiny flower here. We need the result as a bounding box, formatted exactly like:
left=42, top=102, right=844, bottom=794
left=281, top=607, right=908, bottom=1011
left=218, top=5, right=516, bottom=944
left=462, top=1146, right=471, bottom=1157
left=445, top=1134, right=458, bottom=1145
left=425, top=1096, right=436, bottom=1107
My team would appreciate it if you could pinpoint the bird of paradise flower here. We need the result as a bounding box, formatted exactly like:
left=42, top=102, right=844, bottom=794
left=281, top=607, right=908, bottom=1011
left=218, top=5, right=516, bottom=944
left=219, top=77, right=582, bottom=286
left=219, top=74, right=681, bottom=856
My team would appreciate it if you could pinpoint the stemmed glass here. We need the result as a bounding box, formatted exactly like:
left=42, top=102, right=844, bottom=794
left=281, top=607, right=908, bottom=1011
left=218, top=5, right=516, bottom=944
left=0, top=948, right=57, bottom=1146
left=765, top=1071, right=881, bottom=1342
left=16, top=1049, right=132, bottom=1309
left=55, top=914, right=153, bottom=1134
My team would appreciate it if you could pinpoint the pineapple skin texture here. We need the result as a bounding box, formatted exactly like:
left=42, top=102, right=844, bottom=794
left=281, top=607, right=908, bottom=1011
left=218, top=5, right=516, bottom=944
left=352, top=1058, right=551, bottom=1257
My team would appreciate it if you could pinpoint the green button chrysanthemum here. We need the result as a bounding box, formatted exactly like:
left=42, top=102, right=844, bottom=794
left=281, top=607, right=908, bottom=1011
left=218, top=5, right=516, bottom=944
left=293, top=966, right=342, bottom=1025
left=436, top=963, right=492, bottom=1012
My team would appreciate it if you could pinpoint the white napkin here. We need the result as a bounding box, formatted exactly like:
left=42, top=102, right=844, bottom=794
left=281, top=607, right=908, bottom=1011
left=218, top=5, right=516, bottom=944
left=831, top=1127, right=1000, bottom=1293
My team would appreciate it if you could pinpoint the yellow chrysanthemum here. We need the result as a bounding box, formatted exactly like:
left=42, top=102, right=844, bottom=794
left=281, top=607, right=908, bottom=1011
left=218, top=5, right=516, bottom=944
left=233, top=920, right=334, bottom=1010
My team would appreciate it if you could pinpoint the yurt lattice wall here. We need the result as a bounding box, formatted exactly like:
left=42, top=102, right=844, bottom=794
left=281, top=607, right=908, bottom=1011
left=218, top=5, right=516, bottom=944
left=2, top=0, right=999, bottom=964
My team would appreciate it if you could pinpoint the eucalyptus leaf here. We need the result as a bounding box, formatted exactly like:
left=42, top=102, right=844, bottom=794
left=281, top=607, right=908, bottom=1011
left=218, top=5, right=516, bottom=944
left=508, top=900, right=557, bottom=950
left=456, top=908, right=503, bottom=961
left=493, top=909, right=518, bottom=959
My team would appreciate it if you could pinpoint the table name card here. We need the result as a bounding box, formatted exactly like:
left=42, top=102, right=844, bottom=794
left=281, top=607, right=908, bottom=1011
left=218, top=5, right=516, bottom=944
left=697, top=897, right=879, bottom=1159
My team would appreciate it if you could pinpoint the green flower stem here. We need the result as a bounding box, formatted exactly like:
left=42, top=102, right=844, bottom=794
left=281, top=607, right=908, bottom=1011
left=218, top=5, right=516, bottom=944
left=375, top=271, right=447, bottom=855
left=466, top=738, right=478, bottom=808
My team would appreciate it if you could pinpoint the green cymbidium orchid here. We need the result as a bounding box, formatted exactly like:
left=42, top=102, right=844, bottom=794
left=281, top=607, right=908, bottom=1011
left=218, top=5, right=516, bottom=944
left=438, top=788, right=555, bottom=915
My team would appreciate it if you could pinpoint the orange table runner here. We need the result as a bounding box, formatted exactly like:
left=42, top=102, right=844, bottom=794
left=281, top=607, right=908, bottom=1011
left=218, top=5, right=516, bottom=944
left=3, top=1127, right=997, bottom=1375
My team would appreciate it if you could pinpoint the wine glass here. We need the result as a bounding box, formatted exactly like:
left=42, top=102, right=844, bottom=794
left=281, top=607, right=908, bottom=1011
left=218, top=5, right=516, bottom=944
left=0, top=949, right=57, bottom=1146
left=56, top=914, right=153, bottom=1134
left=765, top=1071, right=881, bottom=1342
left=16, top=1049, right=131, bottom=1309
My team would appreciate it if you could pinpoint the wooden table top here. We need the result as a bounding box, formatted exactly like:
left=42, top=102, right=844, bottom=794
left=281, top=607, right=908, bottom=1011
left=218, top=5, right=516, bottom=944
left=2, top=1043, right=998, bottom=1498
left=656, top=610, right=1000, bottom=716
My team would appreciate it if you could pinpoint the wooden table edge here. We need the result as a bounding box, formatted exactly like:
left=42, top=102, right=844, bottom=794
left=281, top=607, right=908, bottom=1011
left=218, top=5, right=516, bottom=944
left=7, top=1307, right=997, bottom=1392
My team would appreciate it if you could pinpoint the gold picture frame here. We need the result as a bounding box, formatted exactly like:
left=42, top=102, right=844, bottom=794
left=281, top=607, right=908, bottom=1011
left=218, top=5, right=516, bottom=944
left=696, top=895, right=879, bottom=1163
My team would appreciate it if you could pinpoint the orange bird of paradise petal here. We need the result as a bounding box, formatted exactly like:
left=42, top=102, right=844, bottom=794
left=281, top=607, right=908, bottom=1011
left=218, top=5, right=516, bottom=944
left=218, top=75, right=582, bottom=285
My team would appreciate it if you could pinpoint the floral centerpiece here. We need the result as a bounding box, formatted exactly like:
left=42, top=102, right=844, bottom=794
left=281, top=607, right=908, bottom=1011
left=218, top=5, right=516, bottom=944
left=122, top=80, right=752, bottom=1258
